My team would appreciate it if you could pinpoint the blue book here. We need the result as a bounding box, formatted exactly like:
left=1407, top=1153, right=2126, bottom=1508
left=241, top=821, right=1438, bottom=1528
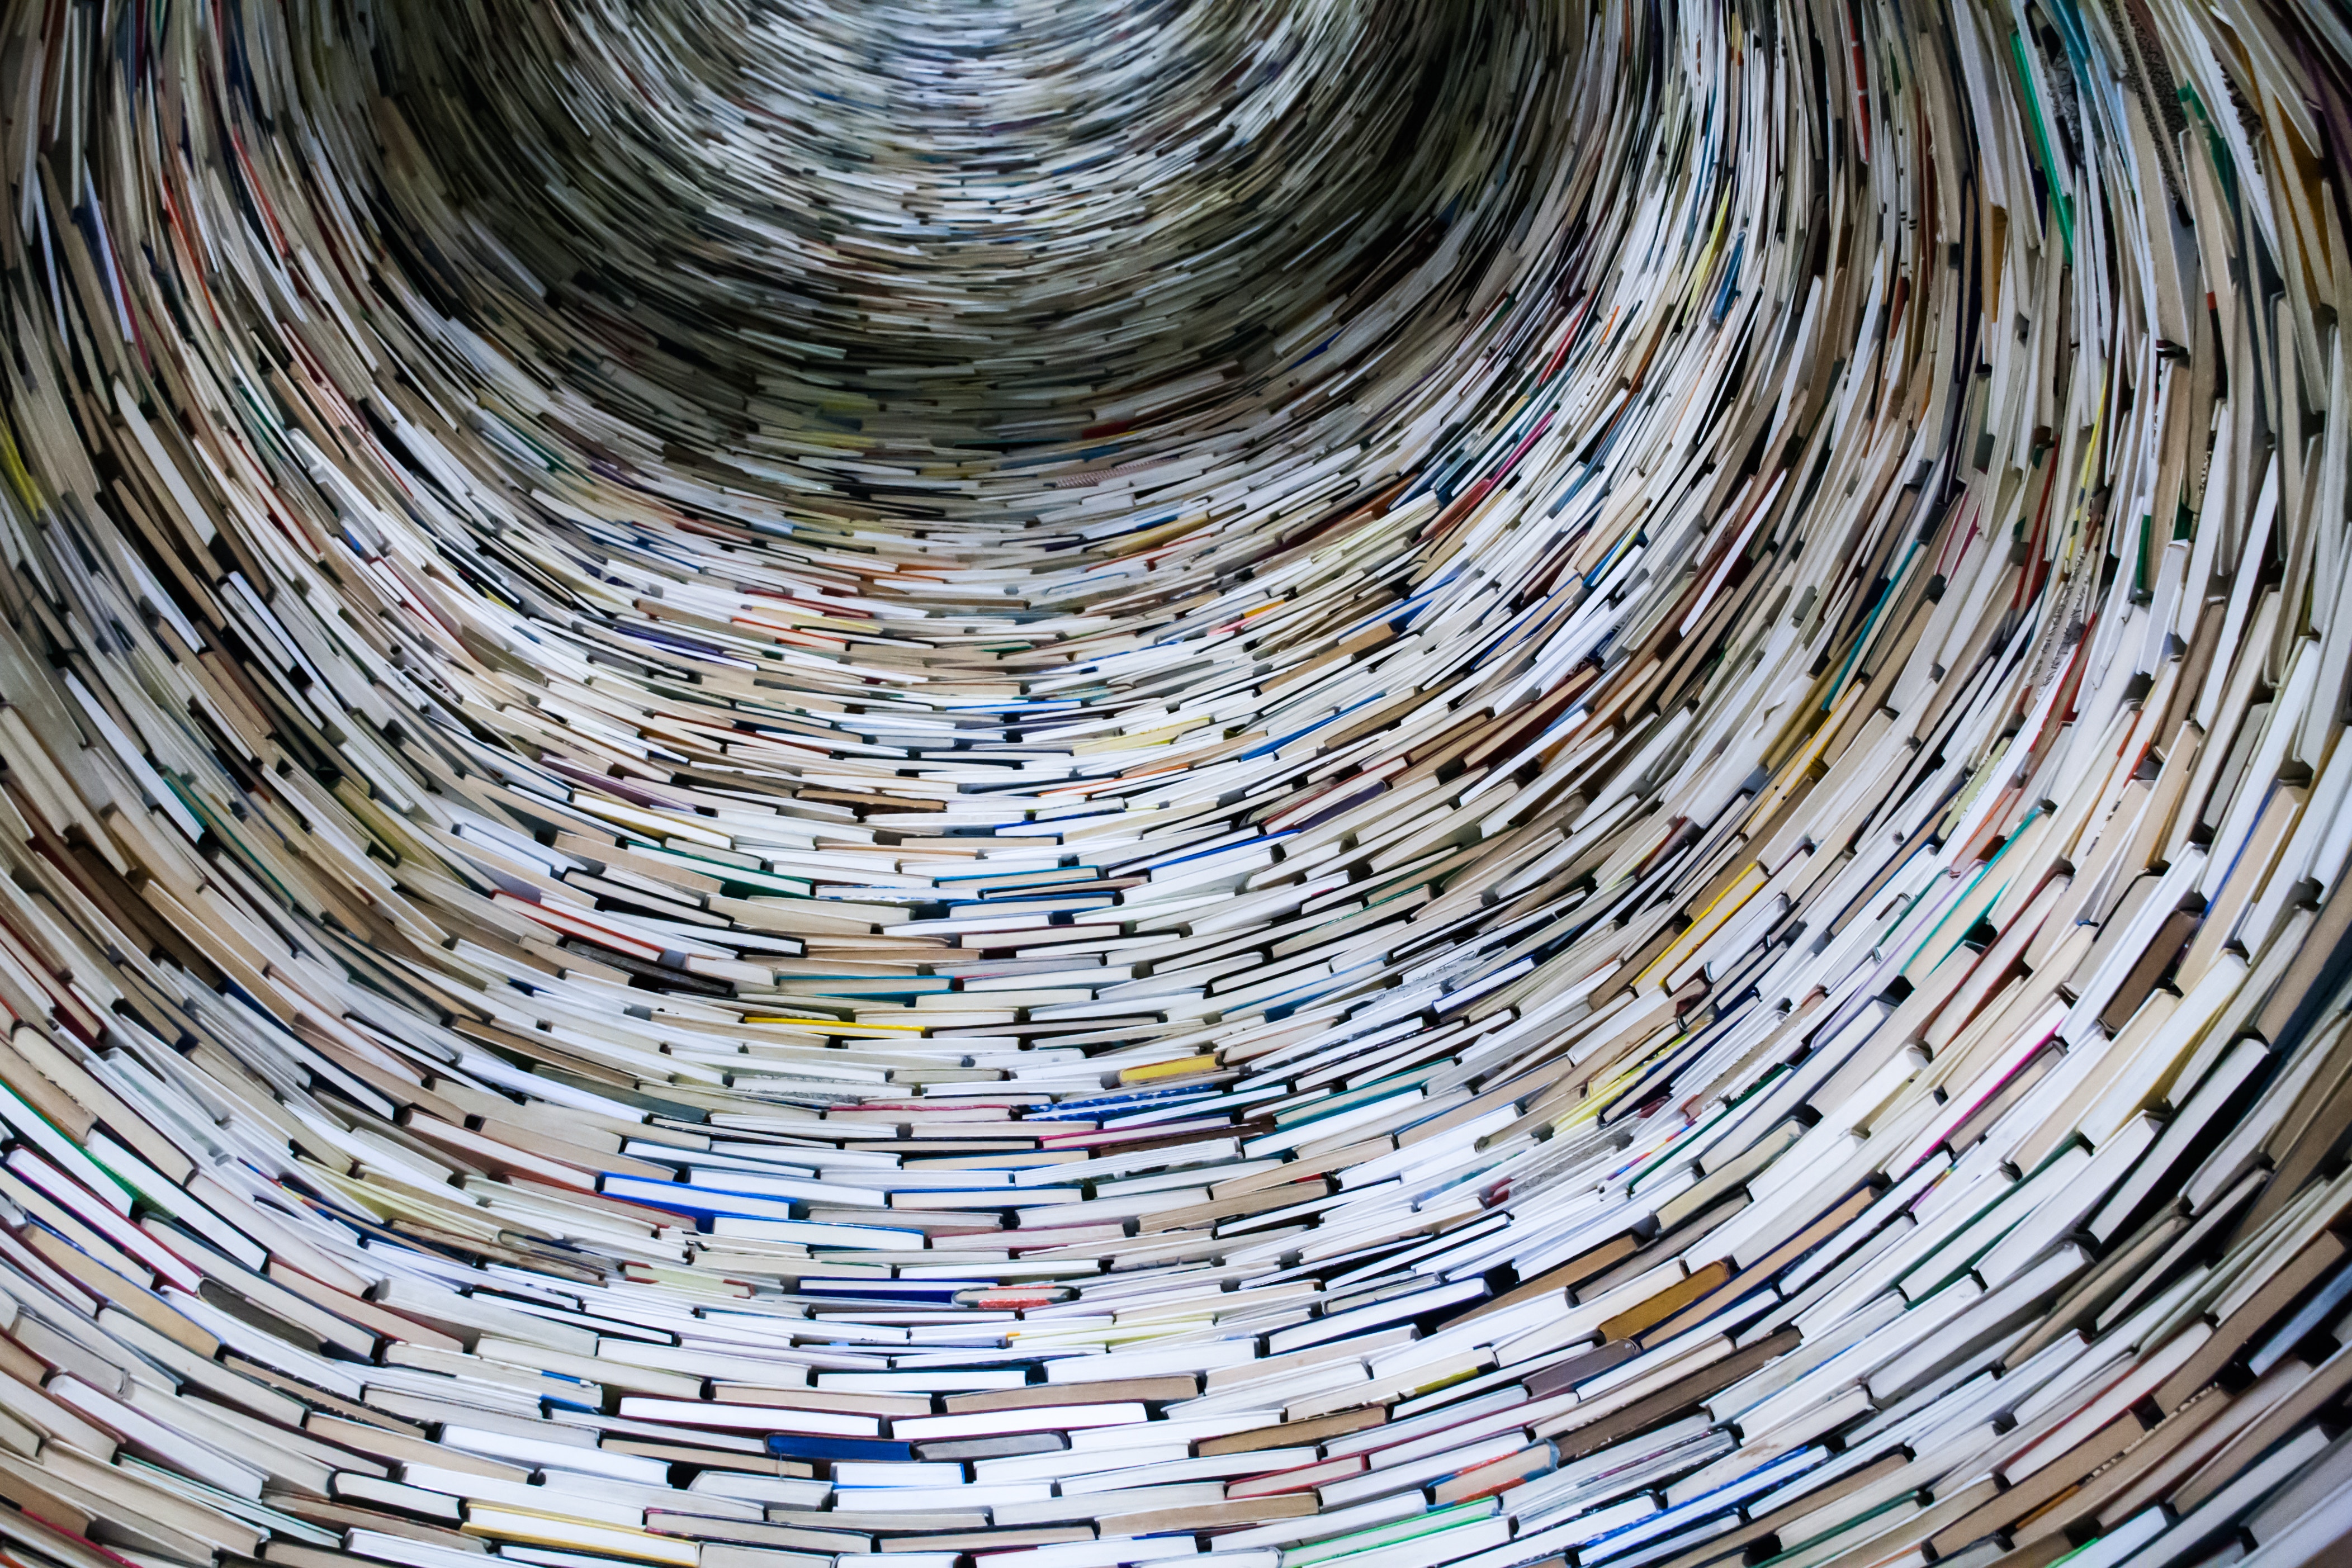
left=766, top=1434, right=918, bottom=1463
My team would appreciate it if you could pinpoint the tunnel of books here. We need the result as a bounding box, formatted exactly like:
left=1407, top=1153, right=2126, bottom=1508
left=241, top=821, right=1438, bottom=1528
left=7, top=0, right=2352, bottom=1564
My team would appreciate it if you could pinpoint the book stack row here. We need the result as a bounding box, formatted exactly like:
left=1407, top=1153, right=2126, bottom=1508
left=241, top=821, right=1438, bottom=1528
left=0, top=0, right=2346, bottom=1565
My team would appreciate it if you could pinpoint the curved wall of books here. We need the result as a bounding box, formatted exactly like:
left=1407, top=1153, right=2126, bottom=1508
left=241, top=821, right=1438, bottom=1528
left=0, top=0, right=2349, bottom=1565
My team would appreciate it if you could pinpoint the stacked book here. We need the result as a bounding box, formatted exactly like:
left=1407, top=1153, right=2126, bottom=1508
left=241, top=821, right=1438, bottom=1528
left=0, top=0, right=2345, bottom=1565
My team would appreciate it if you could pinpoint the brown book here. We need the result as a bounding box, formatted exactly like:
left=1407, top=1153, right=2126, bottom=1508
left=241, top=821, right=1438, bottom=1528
left=0, top=1327, right=75, bottom=1391
left=2004, top=1216, right=2188, bottom=1370
left=228, top=1356, right=420, bottom=1434
left=2012, top=1389, right=2236, bottom=1545
left=306, top=1416, right=528, bottom=1482
left=1457, top=1235, right=1644, bottom=1328
left=1541, top=1327, right=1800, bottom=1461
left=914, top=1434, right=1064, bottom=1461
left=1198, top=1404, right=1387, bottom=1455
left=21, top=1228, right=215, bottom=1357
left=267, top=1261, right=463, bottom=1353
left=1526, top=1339, right=1640, bottom=1399
left=1981, top=1538, right=2076, bottom=1568
left=1648, top=1187, right=1879, bottom=1346
left=1100, top=1494, right=1317, bottom=1534
left=2242, top=1065, right=2352, bottom=1250
left=0, top=1454, right=93, bottom=1538
left=601, top=1442, right=810, bottom=1474
left=12, top=1025, right=197, bottom=1185
left=0, top=1475, right=140, bottom=1568
left=711, top=1384, right=931, bottom=1418
left=2157, top=1232, right=2345, bottom=1411
left=2167, top=1347, right=2352, bottom=1516
left=1604, top=1259, right=1733, bottom=1343
left=1927, top=1414, right=2143, bottom=1557
left=644, top=1514, right=850, bottom=1550
left=268, top=1499, right=482, bottom=1555
left=0, top=1036, right=92, bottom=1140
left=943, top=1376, right=1196, bottom=1413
